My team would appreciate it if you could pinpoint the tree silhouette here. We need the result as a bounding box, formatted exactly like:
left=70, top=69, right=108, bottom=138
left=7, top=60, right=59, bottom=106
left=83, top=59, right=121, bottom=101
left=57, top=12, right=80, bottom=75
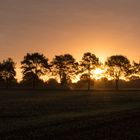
left=80, top=73, right=89, bottom=81
left=47, top=78, right=59, bottom=89
left=105, top=55, right=131, bottom=90
left=21, top=53, right=49, bottom=88
left=80, top=52, right=99, bottom=90
left=132, top=61, right=140, bottom=75
left=51, top=54, right=78, bottom=89
left=0, top=58, right=16, bottom=88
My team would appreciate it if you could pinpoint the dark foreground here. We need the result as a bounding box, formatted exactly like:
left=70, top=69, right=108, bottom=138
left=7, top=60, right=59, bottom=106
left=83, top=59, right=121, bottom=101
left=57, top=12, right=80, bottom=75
left=0, top=90, right=140, bottom=140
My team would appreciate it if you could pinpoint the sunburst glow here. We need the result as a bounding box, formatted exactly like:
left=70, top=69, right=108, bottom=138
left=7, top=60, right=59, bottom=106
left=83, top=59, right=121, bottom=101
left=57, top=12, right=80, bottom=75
left=92, top=68, right=104, bottom=80
left=94, top=68, right=103, bottom=75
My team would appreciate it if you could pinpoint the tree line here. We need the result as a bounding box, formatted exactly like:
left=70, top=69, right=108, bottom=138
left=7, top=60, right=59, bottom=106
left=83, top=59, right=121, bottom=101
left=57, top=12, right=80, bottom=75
left=0, top=52, right=139, bottom=90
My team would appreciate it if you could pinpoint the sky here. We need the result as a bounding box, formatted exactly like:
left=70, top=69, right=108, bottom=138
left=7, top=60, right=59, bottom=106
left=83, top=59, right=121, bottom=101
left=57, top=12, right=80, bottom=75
left=0, top=0, right=140, bottom=80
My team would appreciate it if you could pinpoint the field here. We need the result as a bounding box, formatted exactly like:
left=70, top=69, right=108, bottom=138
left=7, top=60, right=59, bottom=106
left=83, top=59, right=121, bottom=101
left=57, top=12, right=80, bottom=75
left=0, top=90, right=140, bottom=139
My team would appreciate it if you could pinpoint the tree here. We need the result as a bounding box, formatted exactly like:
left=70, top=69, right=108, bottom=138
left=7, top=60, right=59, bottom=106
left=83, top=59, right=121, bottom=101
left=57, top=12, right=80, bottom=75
left=0, top=58, right=16, bottom=88
left=80, top=73, right=90, bottom=81
left=105, top=55, right=131, bottom=90
left=51, top=54, right=78, bottom=89
left=47, top=78, right=59, bottom=89
left=80, top=52, right=99, bottom=90
left=132, top=61, right=140, bottom=75
left=21, top=53, right=49, bottom=88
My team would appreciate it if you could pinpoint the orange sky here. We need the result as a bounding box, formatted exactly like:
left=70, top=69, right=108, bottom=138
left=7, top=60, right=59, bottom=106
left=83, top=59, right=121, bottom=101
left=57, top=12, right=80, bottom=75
left=0, top=0, right=140, bottom=81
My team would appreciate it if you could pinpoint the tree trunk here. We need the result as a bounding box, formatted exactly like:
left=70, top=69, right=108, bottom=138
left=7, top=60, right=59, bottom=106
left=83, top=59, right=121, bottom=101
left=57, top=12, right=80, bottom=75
left=6, top=78, right=9, bottom=89
left=88, top=78, right=90, bottom=91
left=87, top=69, right=90, bottom=91
left=6, top=80, right=9, bottom=89
left=115, top=79, right=119, bottom=90
left=33, top=77, right=35, bottom=89
left=61, top=73, right=67, bottom=89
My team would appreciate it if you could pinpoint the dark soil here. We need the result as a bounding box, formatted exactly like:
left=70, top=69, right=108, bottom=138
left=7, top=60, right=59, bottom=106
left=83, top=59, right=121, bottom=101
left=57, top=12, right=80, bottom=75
left=0, top=90, right=140, bottom=140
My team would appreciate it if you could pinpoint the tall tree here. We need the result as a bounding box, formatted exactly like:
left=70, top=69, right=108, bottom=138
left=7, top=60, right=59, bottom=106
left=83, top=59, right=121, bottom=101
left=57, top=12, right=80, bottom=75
left=105, top=55, right=131, bottom=90
left=80, top=52, right=99, bottom=90
left=0, top=58, right=16, bottom=88
left=51, top=54, right=78, bottom=89
left=21, top=53, right=49, bottom=88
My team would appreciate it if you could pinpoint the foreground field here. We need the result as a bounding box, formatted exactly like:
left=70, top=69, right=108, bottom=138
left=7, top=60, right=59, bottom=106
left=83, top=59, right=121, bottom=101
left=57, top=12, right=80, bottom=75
left=0, top=90, right=140, bottom=139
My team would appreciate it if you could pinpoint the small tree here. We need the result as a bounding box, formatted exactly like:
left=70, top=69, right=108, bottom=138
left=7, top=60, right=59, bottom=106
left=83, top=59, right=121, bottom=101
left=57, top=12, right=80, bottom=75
left=0, top=58, right=16, bottom=88
left=51, top=54, right=78, bottom=89
left=105, top=55, right=131, bottom=90
left=21, top=53, right=49, bottom=88
left=80, top=52, right=99, bottom=90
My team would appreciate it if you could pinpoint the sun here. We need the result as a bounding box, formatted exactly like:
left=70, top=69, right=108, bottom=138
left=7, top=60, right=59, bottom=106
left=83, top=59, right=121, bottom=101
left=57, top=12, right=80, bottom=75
left=94, top=68, right=103, bottom=75
left=93, top=68, right=104, bottom=80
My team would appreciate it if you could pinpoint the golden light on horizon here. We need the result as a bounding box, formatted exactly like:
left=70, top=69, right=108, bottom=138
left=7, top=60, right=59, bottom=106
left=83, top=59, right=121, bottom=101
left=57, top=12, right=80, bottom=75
left=94, top=68, right=103, bottom=75
left=16, top=68, right=22, bottom=82
left=92, top=68, right=105, bottom=80
left=16, top=65, right=131, bottom=83
left=72, top=68, right=106, bottom=83
left=15, top=67, right=111, bottom=83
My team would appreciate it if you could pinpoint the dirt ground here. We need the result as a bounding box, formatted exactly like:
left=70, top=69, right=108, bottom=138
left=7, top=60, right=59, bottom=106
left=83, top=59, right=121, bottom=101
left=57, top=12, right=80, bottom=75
left=0, top=90, right=140, bottom=140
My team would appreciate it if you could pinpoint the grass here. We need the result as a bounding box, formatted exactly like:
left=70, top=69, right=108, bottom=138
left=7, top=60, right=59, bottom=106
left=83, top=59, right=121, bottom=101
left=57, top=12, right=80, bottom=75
left=0, top=90, right=140, bottom=139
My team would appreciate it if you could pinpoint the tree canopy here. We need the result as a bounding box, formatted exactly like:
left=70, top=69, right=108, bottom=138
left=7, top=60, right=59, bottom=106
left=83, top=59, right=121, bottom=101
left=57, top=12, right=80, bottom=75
left=80, top=52, right=99, bottom=90
left=132, top=61, right=140, bottom=75
left=0, top=52, right=139, bottom=89
left=51, top=54, right=78, bottom=88
left=0, top=58, right=16, bottom=88
left=21, top=53, right=49, bottom=88
left=105, top=55, right=131, bottom=90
